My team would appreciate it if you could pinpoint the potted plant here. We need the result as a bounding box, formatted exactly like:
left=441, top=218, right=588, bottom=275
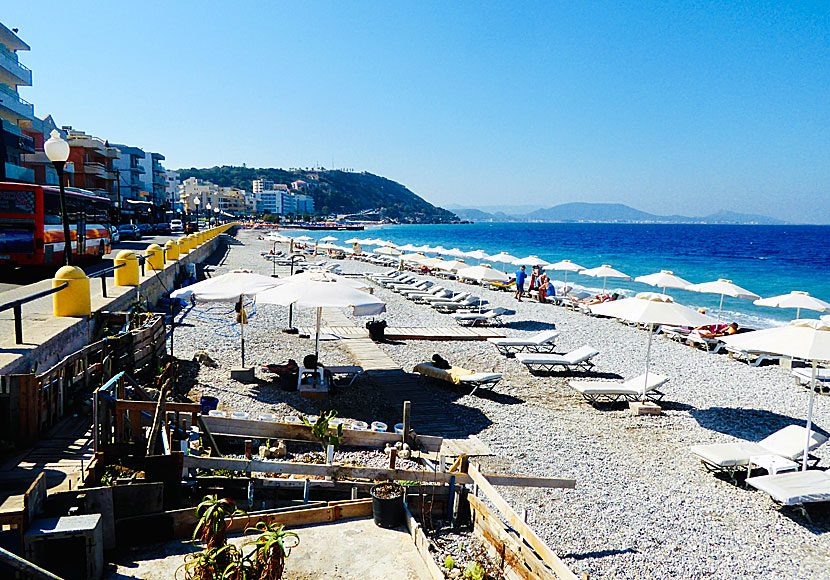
left=370, top=481, right=405, bottom=528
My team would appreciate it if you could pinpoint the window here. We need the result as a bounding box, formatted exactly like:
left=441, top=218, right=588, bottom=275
left=0, top=189, right=35, bottom=214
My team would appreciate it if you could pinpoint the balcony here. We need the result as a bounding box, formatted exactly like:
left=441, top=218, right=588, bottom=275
left=0, top=44, right=32, bottom=86
left=4, top=161, right=35, bottom=182
left=0, top=82, right=33, bottom=121
left=82, top=161, right=107, bottom=177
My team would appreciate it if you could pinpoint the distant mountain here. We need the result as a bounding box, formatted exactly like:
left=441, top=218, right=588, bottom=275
left=177, top=166, right=459, bottom=224
left=446, top=203, right=545, bottom=216
left=451, top=202, right=785, bottom=225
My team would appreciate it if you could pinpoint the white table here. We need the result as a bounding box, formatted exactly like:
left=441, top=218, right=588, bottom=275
left=747, top=454, right=799, bottom=478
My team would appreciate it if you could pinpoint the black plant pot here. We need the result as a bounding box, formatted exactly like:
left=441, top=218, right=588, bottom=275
left=370, top=482, right=404, bottom=528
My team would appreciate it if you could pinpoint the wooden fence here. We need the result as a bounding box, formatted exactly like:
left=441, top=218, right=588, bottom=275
left=0, top=313, right=167, bottom=447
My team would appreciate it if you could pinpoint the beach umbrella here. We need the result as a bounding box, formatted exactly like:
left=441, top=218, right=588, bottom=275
left=634, top=270, right=692, bottom=294
left=373, top=246, right=403, bottom=256
left=580, top=264, right=632, bottom=292
left=459, top=264, right=510, bottom=283
left=431, top=246, right=449, bottom=255
left=444, top=248, right=466, bottom=258
left=294, top=235, right=313, bottom=241
left=590, top=292, right=716, bottom=399
left=437, top=259, right=470, bottom=273
left=548, top=259, right=585, bottom=284
left=401, top=252, right=429, bottom=264
left=685, top=279, right=760, bottom=323
left=170, top=270, right=283, bottom=367
left=464, top=249, right=491, bottom=264
left=345, top=237, right=362, bottom=244
left=319, top=235, right=338, bottom=242
left=257, top=273, right=386, bottom=356
left=513, top=255, right=549, bottom=267
left=823, top=315, right=830, bottom=324
left=722, top=319, right=830, bottom=469
left=413, top=244, right=432, bottom=253
left=753, top=291, right=830, bottom=320
left=490, top=252, right=519, bottom=272
left=397, top=243, right=419, bottom=252
left=421, top=257, right=447, bottom=269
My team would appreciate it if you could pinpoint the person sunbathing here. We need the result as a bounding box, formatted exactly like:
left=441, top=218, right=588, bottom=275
left=574, top=292, right=617, bottom=306
left=691, top=322, right=739, bottom=339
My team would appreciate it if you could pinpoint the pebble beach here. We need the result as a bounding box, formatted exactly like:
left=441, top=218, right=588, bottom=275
left=172, top=229, right=830, bottom=580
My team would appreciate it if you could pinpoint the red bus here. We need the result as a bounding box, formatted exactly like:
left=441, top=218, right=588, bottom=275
left=0, top=182, right=112, bottom=267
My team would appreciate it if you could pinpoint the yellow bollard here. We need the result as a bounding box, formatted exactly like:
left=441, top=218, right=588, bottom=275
left=177, top=236, right=189, bottom=255
left=145, top=244, right=165, bottom=271
left=187, top=234, right=198, bottom=252
left=53, top=265, right=91, bottom=317
left=164, top=240, right=178, bottom=261
left=114, top=250, right=139, bottom=286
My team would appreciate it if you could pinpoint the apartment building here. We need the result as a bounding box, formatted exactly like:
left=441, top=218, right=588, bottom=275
left=0, top=22, right=35, bottom=183
left=165, top=169, right=181, bottom=202
left=137, top=151, right=167, bottom=207
left=63, top=127, right=119, bottom=199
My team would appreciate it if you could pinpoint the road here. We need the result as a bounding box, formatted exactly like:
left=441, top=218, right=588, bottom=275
left=0, top=235, right=179, bottom=294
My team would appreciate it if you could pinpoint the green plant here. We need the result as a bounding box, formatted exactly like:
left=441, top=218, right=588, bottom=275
left=245, top=521, right=299, bottom=580
left=177, top=546, right=228, bottom=580
left=194, top=495, right=241, bottom=550
left=463, top=562, right=485, bottom=580
left=301, top=410, right=343, bottom=453
left=445, top=555, right=455, bottom=570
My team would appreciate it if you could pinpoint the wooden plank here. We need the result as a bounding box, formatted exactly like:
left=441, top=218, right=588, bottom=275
left=404, top=503, right=446, bottom=580
left=468, top=462, right=579, bottom=580
left=114, top=400, right=201, bottom=413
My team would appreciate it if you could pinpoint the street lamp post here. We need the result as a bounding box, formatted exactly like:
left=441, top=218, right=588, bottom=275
left=193, top=196, right=201, bottom=231
left=214, top=207, right=220, bottom=225
left=205, top=202, right=212, bottom=225
left=44, top=130, right=73, bottom=266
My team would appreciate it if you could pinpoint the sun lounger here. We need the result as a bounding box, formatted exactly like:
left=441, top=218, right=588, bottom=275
left=724, top=345, right=782, bottom=367
left=420, top=291, right=471, bottom=305
left=792, top=368, right=830, bottom=393
left=413, top=363, right=502, bottom=395
left=690, top=425, right=828, bottom=482
left=389, top=280, right=430, bottom=293
left=745, top=470, right=830, bottom=520
left=487, top=329, right=560, bottom=355
left=451, top=307, right=513, bottom=326
left=568, top=373, right=669, bottom=404
left=432, top=296, right=485, bottom=311
left=686, top=333, right=727, bottom=353
left=325, top=365, right=365, bottom=386
left=515, top=346, right=599, bottom=374
left=406, top=287, right=449, bottom=300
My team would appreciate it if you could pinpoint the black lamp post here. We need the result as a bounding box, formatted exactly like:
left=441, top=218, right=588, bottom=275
left=193, top=196, right=201, bottom=231
left=44, top=130, right=73, bottom=266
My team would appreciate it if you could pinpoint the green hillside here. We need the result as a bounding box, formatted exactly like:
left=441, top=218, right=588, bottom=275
left=177, top=166, right=459, bottom=223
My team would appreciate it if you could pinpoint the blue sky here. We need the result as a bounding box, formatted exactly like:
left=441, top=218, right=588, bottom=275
left=6, top=2, right=828, bottom=222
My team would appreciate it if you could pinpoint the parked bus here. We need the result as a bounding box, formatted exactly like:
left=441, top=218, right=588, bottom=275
left=0, top=182, right=112, bottom=267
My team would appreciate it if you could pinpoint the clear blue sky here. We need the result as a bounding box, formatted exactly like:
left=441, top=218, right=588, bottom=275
left=6, top=2, right=829, bottom=222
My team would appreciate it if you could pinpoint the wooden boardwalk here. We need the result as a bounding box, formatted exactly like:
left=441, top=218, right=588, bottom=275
left=321, top=310, right=469, bottom=438
left=298, top=326, right=505, bottom=341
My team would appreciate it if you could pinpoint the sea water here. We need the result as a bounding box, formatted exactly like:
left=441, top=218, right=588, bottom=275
left=295, top=223, right=830, bottom=330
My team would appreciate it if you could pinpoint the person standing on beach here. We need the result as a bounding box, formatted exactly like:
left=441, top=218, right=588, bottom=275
left=515, top=265, right=527, bottom=301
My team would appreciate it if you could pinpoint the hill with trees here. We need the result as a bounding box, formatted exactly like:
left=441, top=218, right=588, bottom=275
left=176, top=166, right=459, bottom=223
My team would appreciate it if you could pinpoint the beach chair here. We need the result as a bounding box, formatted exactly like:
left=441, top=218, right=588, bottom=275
left=745, top=469, right=830, bottom=521
left=689, top=425, right=828, bottom=483
left=515, top=346, right=599, bottom=374
left=325, top=365, right=365, bottom=386
left=791, top=368, right=830, bottom=391
left=404, top=287, right=448, bottom=300
left=432, top=296, right=486, bottom=312
left=724, top=345, right=782, bottom=367
left=451, top=307, right=514, bottom=326
left=413, top=362, right=502, bottom=395
left=421, top=291, right=471, bottom=305
left=388, top=280, right=430, bottom=293
left=487, top=329, right=560, bottom=355
left=686, top=333, right=727, bottom=353
left=568, top=373, right=669, bottom=405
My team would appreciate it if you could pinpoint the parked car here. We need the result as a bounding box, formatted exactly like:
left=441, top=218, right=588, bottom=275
left=137, top=223, right=154, bottom=237
left=116, top=224, right=140, bottom=241
left=155, top=222, right=172, bottom=236
left=109, top=226, right=120, bottom=244
left=170, top=219, right=184, bottom=233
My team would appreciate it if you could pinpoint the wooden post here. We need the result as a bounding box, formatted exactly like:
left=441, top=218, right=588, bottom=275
left=402, top=400, right=411, bottom=446
left=388, top=448, right=397, bottom=470
left=145, top=383, right=170, bottom=456
left=245, top=440, right=253, bottom=459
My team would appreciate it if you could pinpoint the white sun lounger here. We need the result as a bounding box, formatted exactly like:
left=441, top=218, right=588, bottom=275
left=746, top=470, right=830, bottom=520
left=690, top=425, right=828, bottom=482
left=451, top=307, right=513, bottom=326
left=568, top=373, right=669, bottom=405
left=792, top=368, right=830, bottom=386
left=725, top=345, right=782, bottom=367
left=487, top=329, right=560, bottom=355
left=515, top=346, right=599, bottom=374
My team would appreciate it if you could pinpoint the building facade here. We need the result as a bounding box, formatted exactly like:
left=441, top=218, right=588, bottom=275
left=63, top=127, right=119, bottom=200
left=0, top=22, right=35, bottom=183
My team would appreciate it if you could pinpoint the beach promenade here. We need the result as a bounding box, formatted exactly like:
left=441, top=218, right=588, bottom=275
left=172, top=229, right=829, bottom=580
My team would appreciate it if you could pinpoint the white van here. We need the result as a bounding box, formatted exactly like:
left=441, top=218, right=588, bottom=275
left=170, top=219, right=184, bottom=233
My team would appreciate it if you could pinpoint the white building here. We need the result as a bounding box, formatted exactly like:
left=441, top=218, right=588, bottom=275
left=165, top=170, right=181, bottom=202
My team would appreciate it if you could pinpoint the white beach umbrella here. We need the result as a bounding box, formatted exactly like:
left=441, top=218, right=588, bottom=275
left=397, top=243, right=419, bottom=252
left=413, top=244, right=432, bottom=253
left=464, top=249, right=491, bottom=265
left=431, top=246, right=449, bottom=255
left=488, top=252, right=519, bottom=272
left=316, top=242, right=340, bottom=251
left=513, top=255, right=549, bottom=267
left=685, top=278, right=760, bottom=322
left=548, top=259, right=585, bottom=284
left=401, top=252, right=429, bottom=264
left=634, top=270, right=692, bottom=294
left=421, top=257, right=447, bottom=269
left=319, top=235, right=338, bottom=242
left=373, top=246, right=403, bottom=256
left=754, top=291, right=830, bottom=320
left=345, top=237, right=362, bottom=244
left=444, top=248, right=466, bottom=258
left=257, top=273, right=386, bottom=356
left=294, top=235, right=313, bottom=241
left=722, top=319, right=830, bottom=469
left=170, top=270, right=283, bottom=367
left=580, top=264, right=632, bottom=292
left=438, top=259, right=470, bottom=273
left=459, top=264, right=510, bottom=283
left=590, top=292, right=717, bottom=399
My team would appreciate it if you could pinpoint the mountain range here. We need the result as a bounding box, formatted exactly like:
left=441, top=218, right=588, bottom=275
left=450, top=202, right=785, bottom=225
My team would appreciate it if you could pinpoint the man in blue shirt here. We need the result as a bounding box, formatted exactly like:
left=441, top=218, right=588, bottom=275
left=515, top=265, right=527, bottom=301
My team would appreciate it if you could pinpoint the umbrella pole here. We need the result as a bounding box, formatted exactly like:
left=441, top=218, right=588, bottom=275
left=796, top=307, right=801, bottom=319
left=717, top=294, right=724, bottom=323
left=315, top=307, right=322, bottom=358
left=802, top=360, right=818, bottom=470
left=240, top=307, right=245, bottom=367
left=642, top=323, right=654, bottom=401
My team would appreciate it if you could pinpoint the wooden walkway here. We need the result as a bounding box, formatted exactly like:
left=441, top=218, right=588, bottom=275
left=298, top=326, right=505, bottom=341
left=321, top=310, right=469, bottom=438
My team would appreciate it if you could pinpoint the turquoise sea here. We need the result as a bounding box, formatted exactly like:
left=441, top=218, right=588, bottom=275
left=292, top=222, right=830, bottom=330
